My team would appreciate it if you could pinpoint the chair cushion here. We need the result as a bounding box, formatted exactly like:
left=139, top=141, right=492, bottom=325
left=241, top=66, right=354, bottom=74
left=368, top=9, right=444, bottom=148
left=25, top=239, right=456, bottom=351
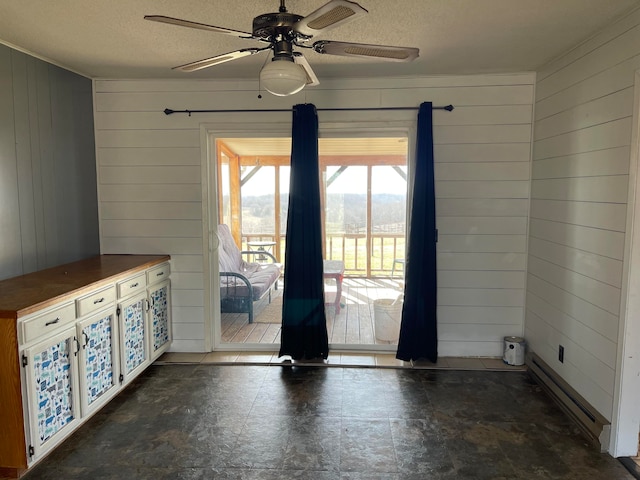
left=218, top=224, right=246, bottom=272
left=220, top=264, right=280, bottom=299
left=218, top=224, right=281, bottom=300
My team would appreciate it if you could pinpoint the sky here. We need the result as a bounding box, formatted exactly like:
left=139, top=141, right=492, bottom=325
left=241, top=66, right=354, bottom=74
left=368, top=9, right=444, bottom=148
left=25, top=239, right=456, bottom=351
left=238, top=165, right=408, bottom=196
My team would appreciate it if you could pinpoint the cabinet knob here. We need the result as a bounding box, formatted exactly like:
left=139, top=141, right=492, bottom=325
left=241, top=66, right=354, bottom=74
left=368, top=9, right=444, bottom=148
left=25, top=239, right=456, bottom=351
left=131, top=282, right=139, bottom=288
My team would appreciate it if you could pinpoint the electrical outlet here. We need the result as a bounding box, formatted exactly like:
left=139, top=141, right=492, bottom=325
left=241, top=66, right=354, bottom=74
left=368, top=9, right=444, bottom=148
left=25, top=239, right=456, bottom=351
left=559, top=345, right=564, bottom=363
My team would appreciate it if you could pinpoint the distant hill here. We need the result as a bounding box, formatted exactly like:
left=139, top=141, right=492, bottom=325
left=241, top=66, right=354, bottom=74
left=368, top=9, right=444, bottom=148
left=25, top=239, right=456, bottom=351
left=238, top=193, right=406, bottom=234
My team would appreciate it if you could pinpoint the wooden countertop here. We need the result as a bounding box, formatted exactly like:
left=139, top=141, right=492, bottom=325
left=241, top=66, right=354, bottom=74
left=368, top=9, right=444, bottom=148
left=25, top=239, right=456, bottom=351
left=0, top=254, right=170, bottom=318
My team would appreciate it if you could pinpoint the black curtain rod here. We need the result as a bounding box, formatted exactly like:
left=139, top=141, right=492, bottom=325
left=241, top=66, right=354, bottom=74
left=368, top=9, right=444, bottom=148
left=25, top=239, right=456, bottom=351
left=163, top=105, right=454, bottom=116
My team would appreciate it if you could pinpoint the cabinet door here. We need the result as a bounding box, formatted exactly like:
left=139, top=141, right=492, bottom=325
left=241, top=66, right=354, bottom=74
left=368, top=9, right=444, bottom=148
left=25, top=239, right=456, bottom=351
left=147, top=279, right=171, bottom=362
left=118, top=293, right=149, bottom=384
left=77, top=307, right=120, bottom=416
left=23, top=326, right=81, bottom=459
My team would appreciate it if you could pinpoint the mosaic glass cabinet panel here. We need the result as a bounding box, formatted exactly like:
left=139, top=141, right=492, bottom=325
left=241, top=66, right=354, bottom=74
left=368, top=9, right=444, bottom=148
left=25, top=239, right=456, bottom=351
left=149, top=281, right=170, bottom=357
left=25, top=327, right=80, bottom=452
left=78, top=310, right=117, bottom=414
left=119, top=294, right=147, bottom=381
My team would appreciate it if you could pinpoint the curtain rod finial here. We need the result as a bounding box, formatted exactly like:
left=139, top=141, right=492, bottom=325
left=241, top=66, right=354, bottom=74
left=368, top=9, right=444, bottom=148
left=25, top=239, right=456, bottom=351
left=164, top=108, right=174, bottom=115
left=444, top=105, right=454, bottom=111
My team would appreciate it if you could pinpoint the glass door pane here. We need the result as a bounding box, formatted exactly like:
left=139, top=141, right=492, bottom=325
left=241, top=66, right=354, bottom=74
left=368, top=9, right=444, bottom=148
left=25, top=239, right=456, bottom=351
left=279, top=166, right=290, bottom=262
left=241, top=166, right=275, bottom=251
left=371, top=165, right=407, bottom=276
left=219, top=153, right=231, bottom=226
left=324, top=166, right=367, bottom=275
left=217, top=144, right=284, bottom=345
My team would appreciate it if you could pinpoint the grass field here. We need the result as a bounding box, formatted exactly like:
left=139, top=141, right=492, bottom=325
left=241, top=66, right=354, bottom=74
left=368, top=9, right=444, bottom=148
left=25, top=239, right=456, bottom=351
left=243, top=233, right=405, bottom=276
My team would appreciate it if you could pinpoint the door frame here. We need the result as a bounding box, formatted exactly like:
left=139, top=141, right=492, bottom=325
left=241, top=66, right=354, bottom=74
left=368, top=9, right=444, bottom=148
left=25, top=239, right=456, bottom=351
left=201, top=117, right=416, bottom=352
left=611, top=69, right=640, bottom=457
left=200, top=118, right=292, bottom=352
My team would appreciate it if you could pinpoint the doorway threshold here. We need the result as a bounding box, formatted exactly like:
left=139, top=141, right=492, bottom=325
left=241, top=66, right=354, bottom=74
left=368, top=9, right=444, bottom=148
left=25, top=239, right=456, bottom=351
left=156, top=351, right=526, bottom=372
left=620, top=457, right=640, bottom=479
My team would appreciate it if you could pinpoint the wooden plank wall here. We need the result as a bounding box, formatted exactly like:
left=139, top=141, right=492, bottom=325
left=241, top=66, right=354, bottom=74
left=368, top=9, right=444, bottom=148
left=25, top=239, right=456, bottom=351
left=527, top=8, right=640, bottom=421
left=94, top=73, right=535, bottom=354
left=0, top=44, right=99, bottom=281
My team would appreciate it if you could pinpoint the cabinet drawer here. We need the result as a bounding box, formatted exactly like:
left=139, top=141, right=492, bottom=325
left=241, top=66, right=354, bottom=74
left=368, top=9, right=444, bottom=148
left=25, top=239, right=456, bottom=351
left=117, top=273, right=147, bottom=299
left=147, top=263, right=170, bottom=285
left=21, top=303, right=76, bottom=344
left=76, top=286, right=116, bottom=317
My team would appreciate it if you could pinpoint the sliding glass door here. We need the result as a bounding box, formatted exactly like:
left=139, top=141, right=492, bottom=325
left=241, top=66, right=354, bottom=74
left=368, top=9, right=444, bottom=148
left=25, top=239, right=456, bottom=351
left=215, top=135, right=408, bottom=348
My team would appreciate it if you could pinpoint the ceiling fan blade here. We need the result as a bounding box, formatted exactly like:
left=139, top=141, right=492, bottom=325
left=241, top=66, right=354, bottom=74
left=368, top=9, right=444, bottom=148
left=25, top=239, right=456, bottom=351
left=144, top=15, right=253, bottom=38
left=313, top=41, right=419, bottom=62
left=294, top=0, right=368, bottom=37
left=293, top=53, right=320, bottom=86
left=174, top=48, right=265, bottom=72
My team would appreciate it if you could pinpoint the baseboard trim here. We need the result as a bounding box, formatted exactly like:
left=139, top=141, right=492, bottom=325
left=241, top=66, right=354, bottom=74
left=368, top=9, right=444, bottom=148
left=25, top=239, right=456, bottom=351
left=526, top=352, right=610, bottom=452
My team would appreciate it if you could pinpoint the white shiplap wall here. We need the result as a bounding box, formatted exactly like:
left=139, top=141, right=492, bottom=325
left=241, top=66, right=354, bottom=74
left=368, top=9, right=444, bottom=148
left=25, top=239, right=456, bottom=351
left=94, top=72, right=534, bottom=355
left=528, top=8, right=640, bottom=421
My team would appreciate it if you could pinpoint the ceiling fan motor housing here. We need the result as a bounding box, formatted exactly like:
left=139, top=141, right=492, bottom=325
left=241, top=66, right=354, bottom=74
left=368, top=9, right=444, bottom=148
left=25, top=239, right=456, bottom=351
left=252, top=12, right=303, bottom=40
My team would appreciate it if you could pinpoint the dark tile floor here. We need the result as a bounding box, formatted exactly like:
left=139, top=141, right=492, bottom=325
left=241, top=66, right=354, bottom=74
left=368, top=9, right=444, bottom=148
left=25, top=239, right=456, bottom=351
left=23, top=364, right=633, bottom=480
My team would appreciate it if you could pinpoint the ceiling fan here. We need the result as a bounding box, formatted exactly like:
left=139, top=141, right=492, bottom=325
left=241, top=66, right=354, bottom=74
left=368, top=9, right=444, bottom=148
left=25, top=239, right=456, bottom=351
left=144, top=0, right=419, bottom=96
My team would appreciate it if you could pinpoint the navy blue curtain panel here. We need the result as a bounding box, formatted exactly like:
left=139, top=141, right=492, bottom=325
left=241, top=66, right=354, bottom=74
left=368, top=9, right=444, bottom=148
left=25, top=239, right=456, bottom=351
left=396, top=102, right=438, bottom=363
left=279, top=103, right=329, bottom=360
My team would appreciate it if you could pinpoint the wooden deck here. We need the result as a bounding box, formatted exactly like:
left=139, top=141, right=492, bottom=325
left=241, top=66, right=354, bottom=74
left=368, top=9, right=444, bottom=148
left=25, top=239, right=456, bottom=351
left=221, top=277, right=404, bottom=345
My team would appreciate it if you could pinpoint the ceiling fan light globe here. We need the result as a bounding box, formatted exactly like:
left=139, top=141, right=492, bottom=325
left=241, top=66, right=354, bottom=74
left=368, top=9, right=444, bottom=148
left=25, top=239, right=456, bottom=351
left=260, top=58, right=307, bottom=96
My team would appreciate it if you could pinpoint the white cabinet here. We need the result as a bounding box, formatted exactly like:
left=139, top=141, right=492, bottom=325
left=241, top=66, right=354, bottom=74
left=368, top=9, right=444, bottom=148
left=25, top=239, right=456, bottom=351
left=24, top=306, right=121, bottom=460
left=77, top=307, right=119, bottom=416
left=76, top=286, right=117, bottom=319
left=116, top=261, right=172, bottom=383
left=22, top=326, right=82, bottom=459
left=117, top=272, right=146, bottom=299
left=20, top=302, right=76, bottom=345
left=75, top=286, right=120, bottom=415
left=118, top=293, right=149, bottom=385
left=148, top=279, right=171, bottom=362
left=0, top=254, right=171, bottom=478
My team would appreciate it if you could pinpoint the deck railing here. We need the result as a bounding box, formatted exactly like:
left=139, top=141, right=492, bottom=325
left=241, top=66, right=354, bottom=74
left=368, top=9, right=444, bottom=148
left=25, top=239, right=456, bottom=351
left=242, top=232, right=405, bottom=277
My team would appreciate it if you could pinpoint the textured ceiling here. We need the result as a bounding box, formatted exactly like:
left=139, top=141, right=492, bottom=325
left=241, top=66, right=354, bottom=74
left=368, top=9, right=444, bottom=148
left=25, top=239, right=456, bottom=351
left=0, top=0, right=639, bottom=82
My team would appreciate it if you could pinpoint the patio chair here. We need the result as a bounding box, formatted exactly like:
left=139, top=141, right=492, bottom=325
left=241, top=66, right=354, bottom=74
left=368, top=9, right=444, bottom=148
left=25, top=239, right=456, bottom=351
left=217, top=224, right=281, bottom=323
left=391, top=258, right=405, bottom=278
